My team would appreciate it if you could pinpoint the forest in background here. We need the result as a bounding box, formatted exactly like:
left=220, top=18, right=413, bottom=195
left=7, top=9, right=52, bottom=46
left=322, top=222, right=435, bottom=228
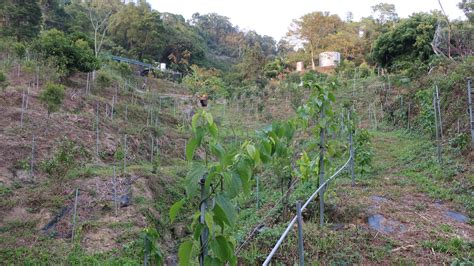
left=1, top=0, right=472, bottom=143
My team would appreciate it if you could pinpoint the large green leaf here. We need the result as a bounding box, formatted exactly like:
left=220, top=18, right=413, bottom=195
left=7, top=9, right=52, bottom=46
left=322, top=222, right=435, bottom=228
left=328, top=92, right=336, bottom=102
left=178, top=240, right=193, bottom=266
left=210, top=236, right=231, bottom=262
left=204, top=111, right=214, bottom=126
left=261, top=139, right=272, bottom=154
left=205, top=212, right=214, bottom=236
left=246, top=144, right=257, bottom=160
left=204, top=256, right=222, bottom=266
left=185, top=163, right=207, bottom=198
left=319, top=117, right=327, bottom=128
left=236, top=159, right=252, bottom=193
left=214, top=194, right=236, bottom=227
left=169, top=198, right=185, bottom=223
left=224, top=172, right=242, bottom=199
left=210, top=143, right=225, bottom=161
left=186, top=137, right=198, bottom=161
left=191, top=112, right=200, bottom=131
left=209, top=123, right=218, bottom=138
left=193, top=222, right=204, bottom=241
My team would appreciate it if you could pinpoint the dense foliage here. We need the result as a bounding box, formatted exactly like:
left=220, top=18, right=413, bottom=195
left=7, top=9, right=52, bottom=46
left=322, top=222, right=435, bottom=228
left=32, top=29, right=99, bottom=76
left=371, top=12, right=438, bottom=70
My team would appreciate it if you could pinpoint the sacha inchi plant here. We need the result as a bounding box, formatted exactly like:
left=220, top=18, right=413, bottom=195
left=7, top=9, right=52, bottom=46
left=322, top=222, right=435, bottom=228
left=354, top=129, right=374, bottom=174
left=170, top=109, right=261, bottom=265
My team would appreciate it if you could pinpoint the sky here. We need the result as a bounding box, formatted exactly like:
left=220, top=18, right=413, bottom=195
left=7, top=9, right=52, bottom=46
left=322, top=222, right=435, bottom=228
left=148, top=0, right=465, bottom=40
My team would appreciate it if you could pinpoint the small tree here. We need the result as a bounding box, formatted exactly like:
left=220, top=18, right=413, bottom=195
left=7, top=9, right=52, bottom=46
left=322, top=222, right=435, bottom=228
left=39, top=83, right=65, bottom=117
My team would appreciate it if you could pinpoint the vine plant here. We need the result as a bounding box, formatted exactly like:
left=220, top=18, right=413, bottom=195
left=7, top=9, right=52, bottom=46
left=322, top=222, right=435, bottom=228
left=170, top=109, right=301, bottom=264
left=170, top=110, right=260, bottom=265
left=169, top=73, right=350, bottom=264
left=295, top=74, right=343, bottom=183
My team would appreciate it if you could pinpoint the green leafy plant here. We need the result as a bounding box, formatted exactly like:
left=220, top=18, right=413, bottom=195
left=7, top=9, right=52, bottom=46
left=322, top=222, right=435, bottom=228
left=295, top=73, right=343, bottom=181
left=449, top=133, right=470, bottom=153
left=14, top=157, right=30, bottom=171
left=39, top=83, right=65, bottom=117
left=40, top=137, right=89, bottom=179
left=354, top=129, right=373, bottom=174
left=0, top=72, right=8, bottom=90
left=152, top=153, right=160, bottom=174
left=182, top=65, right=228, bottom=99
left=171, top=110, right=261, bottom=265
left=258, top=121, right=296, bottom=218
left=32, top=29, right=99, bottom=76
left=140, top=227, right=163, bottom=265
left=13, top=42, right=26, bottom=59
left=95, top=70, right=113, bottom=90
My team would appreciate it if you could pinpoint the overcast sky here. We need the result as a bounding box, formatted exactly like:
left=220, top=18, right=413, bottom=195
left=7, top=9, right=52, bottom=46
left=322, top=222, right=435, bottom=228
left=148, top=0, right=464, bottom=40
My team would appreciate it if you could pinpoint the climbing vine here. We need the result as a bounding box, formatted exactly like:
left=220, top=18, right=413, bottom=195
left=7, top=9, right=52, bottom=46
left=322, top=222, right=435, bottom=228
left=170, top=110, right=260, bottom=265
left=170, top=73, right=351, bottom=264
left=295, top=74, right=345, bottom=182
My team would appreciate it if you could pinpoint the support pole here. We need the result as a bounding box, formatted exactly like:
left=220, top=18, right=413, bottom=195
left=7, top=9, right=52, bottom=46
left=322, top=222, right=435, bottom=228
left=20, top=89, right=26, bottom=128
left=373, top=104, right=378, bottom=130
left=96, top=102, right=99, bottom=157
left=256, top=175, right=260, bottom=209
left=150, top=135, right=154, bottom=162
left=319, top=104, right=325, bottom=226
left=35, top=66, right=39, bottom=91
left=86, top=72, right=90, bottom=95
left=199, top=176, right=208, bottom=266
left=349, top=110, right=355, bottom=187
left=467, top=78, right=474, bottom=147
left=30, top=135, right=35, bottom=178
left=72, top=188, right=79, bottom=242
left=173, top=98, right=176, bottom=117
left=123, top=134, right=127, bottom=174
left=433, top=93, right=442, bottom=164
left=435, top=85, right=443, bottom=138
left=125, top=104, right=128, bottom=122
left=111, top=96, right=115, bottom=120
left=407, top=102, right=411, bottom=130
left=113, top=165, right=118, bottom=216
left=296, top=201, right=304, bottom=266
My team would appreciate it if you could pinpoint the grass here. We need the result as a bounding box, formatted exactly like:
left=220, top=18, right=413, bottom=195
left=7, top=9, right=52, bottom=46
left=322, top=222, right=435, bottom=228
left=1, top=64, right=472, bottom=265
left=236, top=127, right=473, bottom=264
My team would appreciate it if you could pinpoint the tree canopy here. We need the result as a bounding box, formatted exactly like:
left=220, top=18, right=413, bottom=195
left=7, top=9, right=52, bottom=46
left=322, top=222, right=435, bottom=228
left=371, top=12, right=438, bottom=69
left=288, top=12, right=344, bottom=69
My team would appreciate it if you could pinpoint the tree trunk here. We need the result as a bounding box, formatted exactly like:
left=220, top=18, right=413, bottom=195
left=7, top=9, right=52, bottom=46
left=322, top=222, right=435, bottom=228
left=310, top=46, right=316, bottom=70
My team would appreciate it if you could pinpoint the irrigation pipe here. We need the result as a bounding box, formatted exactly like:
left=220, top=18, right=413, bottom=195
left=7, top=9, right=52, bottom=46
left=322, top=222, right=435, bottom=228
left=262, top=155, right=352, bottom=266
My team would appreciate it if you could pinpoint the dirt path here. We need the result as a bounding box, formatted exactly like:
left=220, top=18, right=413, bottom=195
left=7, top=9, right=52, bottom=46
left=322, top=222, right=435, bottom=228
left=334, top=131, right=473, bottom=264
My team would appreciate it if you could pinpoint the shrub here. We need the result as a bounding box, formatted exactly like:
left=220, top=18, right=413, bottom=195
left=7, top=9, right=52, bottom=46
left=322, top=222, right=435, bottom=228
left=13, top=42, right=26, bottom=59
left=182, top=65, right=228, bottom=98
left=0, top=72, right=8, bottom=90
left=449, top=133, right=470, bottom=153
left=110, top=61, right=133, bottom=78
left=40, top=137, right=90, bottom=179
left=32, top=29, right=99, bottom=77
left=95, top=70, right=113, bottom=90
left=39, top=83, right=65, bottom=117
